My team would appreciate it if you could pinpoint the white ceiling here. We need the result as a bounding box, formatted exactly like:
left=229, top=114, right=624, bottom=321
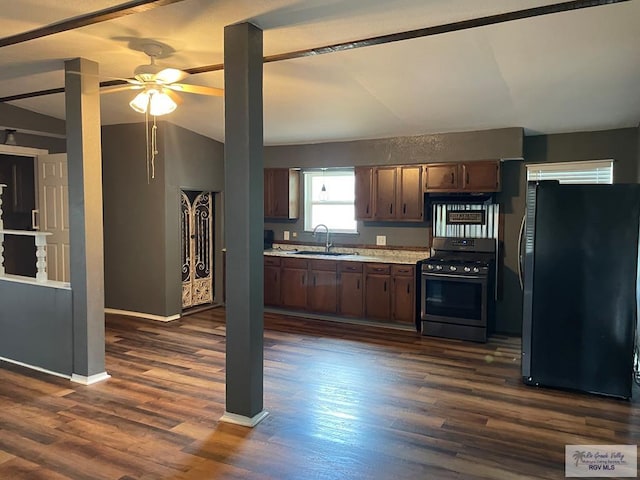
left=0, top=0, right=638, bottom=145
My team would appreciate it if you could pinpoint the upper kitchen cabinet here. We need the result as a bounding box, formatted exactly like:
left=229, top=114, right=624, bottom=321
left=425, top=160, right=501, bottom=193
left=264, top=168, right=300, bottom=219
left=461, top=161, right=501, bottom=192
left=354, top=167, right=374, bottom=220
left=358, top=165, right=424, bottom=222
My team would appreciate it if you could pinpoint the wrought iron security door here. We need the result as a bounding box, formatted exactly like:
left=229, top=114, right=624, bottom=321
left=181, top=191, right=214, bottom=309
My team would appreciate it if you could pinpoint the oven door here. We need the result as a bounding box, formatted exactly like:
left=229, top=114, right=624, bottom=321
left=421, top=272, right=488, bottom=327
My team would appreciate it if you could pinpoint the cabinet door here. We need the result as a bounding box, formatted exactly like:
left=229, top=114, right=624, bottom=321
left=271, top=168, right=292, bottom=217
left=365, top=271, right=391, bottom=320
left=264, top=170, right=273, bottom=216
left=374, top=167, right=397, bottom=219
left=281, top=267, right=308, bottom=309
left=392, top=273, right=415, bottom=324
left=397, top=165, right=423, bottom=220
left=461, top=161, right=501, bottom=192
left=425, top=163, right=459, bottom=192
left=264, top=264, right=281, bottom=306
left=308, top=270, right=338, bottom=314
left=338, top=271, right=364, bottom=317
left=354, top=167, right=374, bottom=220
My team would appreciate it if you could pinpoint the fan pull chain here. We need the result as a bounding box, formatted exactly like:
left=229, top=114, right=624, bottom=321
left=151, top=115, right=158, bottom=180
left=145, top=108, right=150, bottom=184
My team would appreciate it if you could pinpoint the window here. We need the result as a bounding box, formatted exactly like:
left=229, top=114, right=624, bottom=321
left=303, top=169, right=357, bottom=233
left=526, top=159, right=613, bottom=184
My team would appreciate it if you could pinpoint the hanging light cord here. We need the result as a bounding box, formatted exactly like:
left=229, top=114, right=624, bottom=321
left=151, top=115, right=158, bottom=180
left=145, top=107, right=150, bottom=184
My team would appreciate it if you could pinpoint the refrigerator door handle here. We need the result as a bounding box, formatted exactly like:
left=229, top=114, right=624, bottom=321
left=517, top=214, right=526, bottom=290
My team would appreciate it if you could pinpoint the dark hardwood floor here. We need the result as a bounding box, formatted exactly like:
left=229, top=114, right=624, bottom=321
left=0, top=309, right=639, bottom=479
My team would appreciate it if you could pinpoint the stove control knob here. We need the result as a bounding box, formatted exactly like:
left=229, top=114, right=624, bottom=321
left=435, top=265, right=443, bottom=271
left=427, top=264, right=434, bottom=270
left=449, top=266, right=457, bottom=271
left=464, top=266, right=471, bottom=272
left=473, top=267, right=480, bottom=273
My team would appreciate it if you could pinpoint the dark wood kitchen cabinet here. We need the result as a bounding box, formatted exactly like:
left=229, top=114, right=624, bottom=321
left=391, top=265, right=415, bottom=324
left=364, top=263, right=391, bottom=320
left=425, top=161, right=500, bottom=193
left=308, top=259, right=338, bottom=314
left=371, top=165, right=424, bottom=221
left=354, top=167, right=374, bottom=220
left=280, top=257, right=308, bottom=309
left=264, top=257, right=282, bottom=306
left=373, top=167, right=397, bottom=220
left=461, top=161, right=501, bottom=192
left=397, top=165, right=424, bottom=221
left=337, top=262, right=364, bottom=317
left=264, top=168, right=300, bottom=219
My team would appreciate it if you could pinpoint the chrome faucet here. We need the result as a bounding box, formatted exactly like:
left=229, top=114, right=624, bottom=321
left=312, top=224, right=332, bottom=252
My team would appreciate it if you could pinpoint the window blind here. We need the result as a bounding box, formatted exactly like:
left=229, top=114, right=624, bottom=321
left=526, top=159, right=613, bottom=184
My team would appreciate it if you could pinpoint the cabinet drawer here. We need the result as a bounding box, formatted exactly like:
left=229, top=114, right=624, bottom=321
left=281, top=257, right=309, bottom=269
left=338, top=261, right=363, bottom=273
left=391, top=265, right=415, bottom=276
left=310, top=259, right=337, bottom=271
left=264, top=256, right=281, bottom=267
left=365, top=263, right=391, bottom=275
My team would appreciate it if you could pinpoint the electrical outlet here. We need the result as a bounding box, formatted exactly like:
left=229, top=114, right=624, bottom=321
left=283, top=231, right=290, bottom=240
left=292, top=232, right=297, bottom=238
left=376, top=235, right=386, bottom=246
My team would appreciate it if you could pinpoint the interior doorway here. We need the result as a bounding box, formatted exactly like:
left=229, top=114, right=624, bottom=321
left=0, top=154, right=37, bottom=277
left=181, top=190, right=214, bottom=310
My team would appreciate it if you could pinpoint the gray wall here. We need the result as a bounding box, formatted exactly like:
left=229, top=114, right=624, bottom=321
left=103, top=122, right=166, bottom=317
left=163, top=122, right=225, bottom=312
left=496, top=127, right=640, bottom=335
left=0, top=282, right=73, bottom=375
left=102, top=121, right=224, bottom=318
left=0, top=103, right=66, bottom=152
left=265, top=128, right=523, bottom=248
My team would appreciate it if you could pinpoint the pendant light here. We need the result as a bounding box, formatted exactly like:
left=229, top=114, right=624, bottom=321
left=319, top=168, right=329, bottom=201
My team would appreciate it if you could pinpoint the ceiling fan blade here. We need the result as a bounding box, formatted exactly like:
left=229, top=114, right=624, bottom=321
left=155, top=68, right=189, bottom=84
left=167, top=83, right=224, bottom=96
left=164, top=88, right=183, bottom=106
left=100, top=84, right=142, bottom=94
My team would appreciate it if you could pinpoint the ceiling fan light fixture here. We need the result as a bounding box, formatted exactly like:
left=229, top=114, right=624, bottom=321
left=129, top=91, right=151, bottom=113
left=129, top=88, right=177, bottom=116
left=149, top=91, right=177, bottom=116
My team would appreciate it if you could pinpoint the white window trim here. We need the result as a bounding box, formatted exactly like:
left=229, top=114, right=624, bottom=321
left=526, top=159, right=614, bottom=184
left=303, top=168, right=358, bottom=234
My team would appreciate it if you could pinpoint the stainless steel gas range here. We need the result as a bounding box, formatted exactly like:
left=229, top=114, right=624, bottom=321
left=419, top=237, right=496, bottom=342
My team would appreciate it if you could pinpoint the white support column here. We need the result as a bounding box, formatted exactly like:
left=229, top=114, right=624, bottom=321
left=0, top=184, right=5, bottom=276
left=34, top=232, right=49, bottom=282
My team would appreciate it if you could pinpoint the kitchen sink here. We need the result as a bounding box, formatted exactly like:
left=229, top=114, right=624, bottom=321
left=292, top=250, right=352, bottom=256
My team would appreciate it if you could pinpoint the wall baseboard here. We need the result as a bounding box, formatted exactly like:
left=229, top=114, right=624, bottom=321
left=0, top=356, right=70, bottom=380
left=71, top=372, right=111, bottom=385
left=220, top=410, right=269, bottom=428
left=104, top=308, right=180, bottom=322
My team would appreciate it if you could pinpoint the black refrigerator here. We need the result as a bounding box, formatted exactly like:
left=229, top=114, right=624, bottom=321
left=521, top=181, right=640, bottom=399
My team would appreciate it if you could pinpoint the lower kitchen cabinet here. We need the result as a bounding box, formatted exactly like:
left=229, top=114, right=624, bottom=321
left=308, top=259, right=338, bottom=314
left=264, top=257, right=282, bottom=306
left=265, top=256, right=416, bottom=327
left=391, top=265, right=415, bottom=324
left=364, top=263, right=391, bottom=320
left=280, top=258, right=309, bottom=309
left=338, top=262, right=364, bottom=317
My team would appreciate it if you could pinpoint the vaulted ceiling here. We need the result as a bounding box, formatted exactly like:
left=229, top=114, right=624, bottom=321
left=0, top=0, right=638, bottom=145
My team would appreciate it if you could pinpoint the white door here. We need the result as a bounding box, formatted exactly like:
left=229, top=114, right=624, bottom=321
left=37, top=153, right=69, bottom=282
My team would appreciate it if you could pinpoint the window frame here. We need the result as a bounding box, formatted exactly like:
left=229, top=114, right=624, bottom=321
left=303, top=168, right=358, bottom=234
left=526, top=159, right=614, bottom=184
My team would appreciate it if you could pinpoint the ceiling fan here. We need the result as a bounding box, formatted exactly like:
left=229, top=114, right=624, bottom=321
left=102, top=43, right=224, bottom=116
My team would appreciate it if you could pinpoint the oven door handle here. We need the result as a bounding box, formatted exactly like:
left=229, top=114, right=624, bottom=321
left=422, top=273, right=486, bottom=280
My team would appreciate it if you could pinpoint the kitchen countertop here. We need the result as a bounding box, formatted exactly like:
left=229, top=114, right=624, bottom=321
left=264, top=244, right=430, bottom=265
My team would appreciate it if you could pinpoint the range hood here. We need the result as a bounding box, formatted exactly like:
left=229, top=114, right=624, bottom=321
left=425, top=192, right=495, bottom=204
